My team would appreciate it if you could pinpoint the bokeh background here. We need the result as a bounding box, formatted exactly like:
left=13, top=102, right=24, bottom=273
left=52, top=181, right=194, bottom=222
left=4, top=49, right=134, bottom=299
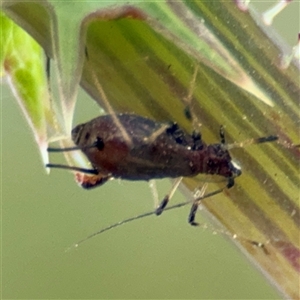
left=2, top=2, right=298, bottom=299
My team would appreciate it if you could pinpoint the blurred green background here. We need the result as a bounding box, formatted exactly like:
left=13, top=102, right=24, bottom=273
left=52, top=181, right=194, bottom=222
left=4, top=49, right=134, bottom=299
left=2, top=2, right=298, bottom=299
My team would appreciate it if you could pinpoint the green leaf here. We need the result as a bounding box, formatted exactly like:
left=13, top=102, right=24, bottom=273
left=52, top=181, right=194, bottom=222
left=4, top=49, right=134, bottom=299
left=2, top=1, right=299, bottom=298
left=0, top=11, right=52, bottom=165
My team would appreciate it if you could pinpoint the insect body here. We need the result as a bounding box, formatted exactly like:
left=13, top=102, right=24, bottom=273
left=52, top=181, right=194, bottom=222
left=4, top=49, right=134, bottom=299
left=47, top=113, right=277, bottom=225
left=72, top=114, right=241, bottom=183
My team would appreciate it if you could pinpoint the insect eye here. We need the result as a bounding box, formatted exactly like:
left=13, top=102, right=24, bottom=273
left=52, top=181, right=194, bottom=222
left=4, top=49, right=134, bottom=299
left=94, top=137, right=105, bottom=150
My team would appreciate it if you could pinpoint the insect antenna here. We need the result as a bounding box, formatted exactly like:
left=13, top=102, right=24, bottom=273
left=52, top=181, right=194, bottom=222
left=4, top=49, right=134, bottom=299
left=46, top=141, right=102, bottom=174
left=87, top=51, right=132, bottom=147
left=188, top=184, right=228, bottom=225
left=156, top=177, right=183, bottom=215
left=225, top=135, right=278, bottom=150
left=68, top=185, right=224, bottom=249
left=48, top=145, right=85, bottom=152
left=47, top=141, right=99, bottom=152
left=46, top=164, right=98, bottom=175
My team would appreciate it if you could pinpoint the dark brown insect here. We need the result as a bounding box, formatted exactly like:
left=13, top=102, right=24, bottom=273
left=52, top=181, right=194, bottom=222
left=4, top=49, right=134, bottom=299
left=47, top=113, right=277, bottom=226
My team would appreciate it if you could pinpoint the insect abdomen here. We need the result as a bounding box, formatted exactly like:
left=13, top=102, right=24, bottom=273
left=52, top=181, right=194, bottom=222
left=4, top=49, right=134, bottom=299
left=72, top=114, right=238, bottom=181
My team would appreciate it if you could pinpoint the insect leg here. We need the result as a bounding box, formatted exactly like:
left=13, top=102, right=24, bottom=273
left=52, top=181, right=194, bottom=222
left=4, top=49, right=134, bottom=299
left=70, top=181, right=242, bottom=246
left=188, top=188, right=223, bottom=226
left=149, top=180, right=159, bottom=208
left=219, top=125, right=226, bottom=144
left=182, top=65, right=201, bottom=130
left=191, top=130, right=203, bottom=150
left=188, top=177, right=234, bottom=226
left=226, top=177, right=235, bottom=188
left=155, top=177, right=183, bottom=215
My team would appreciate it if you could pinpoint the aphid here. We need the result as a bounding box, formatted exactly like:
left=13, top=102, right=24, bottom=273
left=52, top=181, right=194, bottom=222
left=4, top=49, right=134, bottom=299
left=47, top=113, right=278, bottom=226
